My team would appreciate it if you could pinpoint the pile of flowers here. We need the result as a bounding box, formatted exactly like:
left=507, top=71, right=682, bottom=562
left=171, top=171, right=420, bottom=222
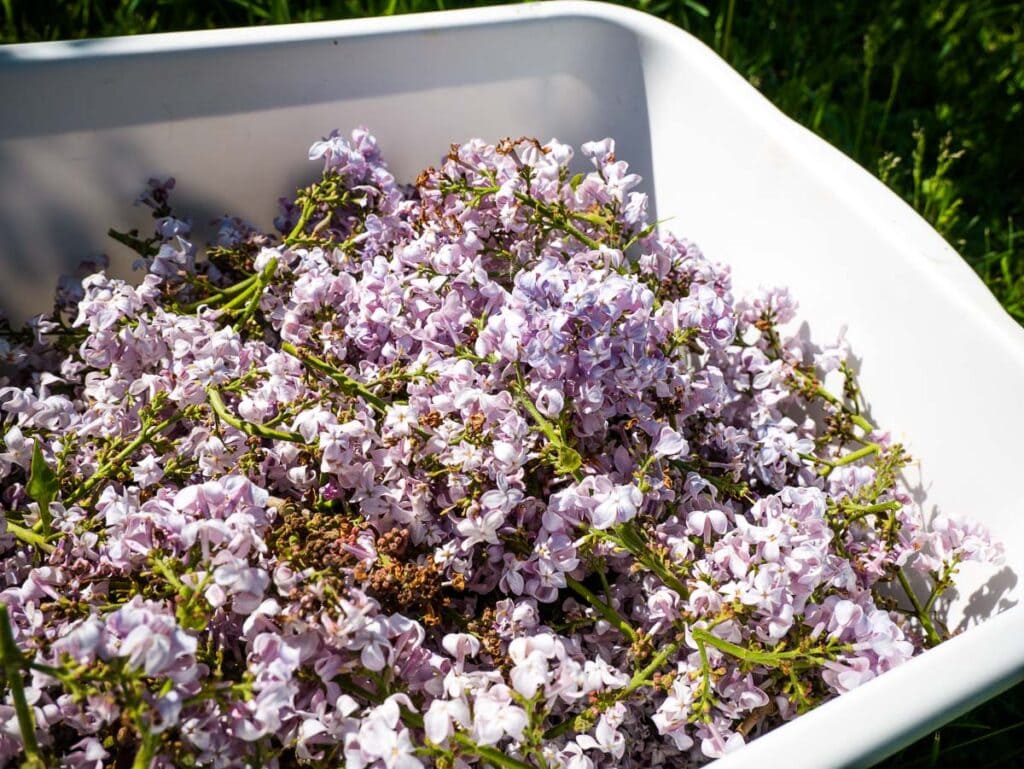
left=0, top=129, right=1002, bottom=769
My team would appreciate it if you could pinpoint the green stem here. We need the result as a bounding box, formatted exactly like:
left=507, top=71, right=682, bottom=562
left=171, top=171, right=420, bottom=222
left=788, top=667, right=813, bottom=712
left=510, top=378, right=583, bottom=481
left=545, top=638, right=681, bottom=739
left=568, top=209, right=610, bottom=227
left=693, top=630, right=716, bottom=717
left=286, top=199, right=316, bottom=245
left=131, top=728, right=159, bottom=769
left=922, top=560, right=958, bottom=615
left=794, top=369, right=874, bottom=433
left=231, top=257, right=278, bottom=328
left=519, top=697, right=551, bottom=769
left=691, top=627, right=841, bottom=669
left=843, top=499, right=902, bottom=525
left=897, top=569, right=943, bottom=647
left=596, top=566, right=614, bottom=606
left=514, top=386, right=560, bottom=446
left=217, top=280, right=262, bottom=312
left=827, top=396, right=873, bottom=433
left=623, top=638, right=682, bottom=696
left=108, top=228, right=157, bottom=258
left=281, top=342, right=389, bottom=414
left=180, top=272, right=259, bottom=312
left=4, top=521, right=54, bottom=554
left=821, top=442, right=881, bottom=476
left=608, top=523, right=690, bottom=598
left=150, top=556, right=186, bottom=593
left=205, top=273, right=259, bottom=297
left=206, top=388, right=305, bottom=443
left=70, top=412, right=184, bottom=503
left=513, top=192, right=602, bottom=250
left=565, top=576, right=637, bottom=643
left=450, top=734, right=536, bottom=769
left=0, top=605, right=43, bottom=768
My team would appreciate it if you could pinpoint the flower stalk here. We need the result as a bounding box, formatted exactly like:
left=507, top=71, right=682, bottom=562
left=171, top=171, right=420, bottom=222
left=897, top=569, right=943, bottom=647
left=565, top=575, right=638, bottom=643
left=0, top=605, right=44, bottom=769
left=280, top=341, right=390, bottom=414
left=69, top=411, right=184, bottom=503
left=206, top=387, right=305, bottom=443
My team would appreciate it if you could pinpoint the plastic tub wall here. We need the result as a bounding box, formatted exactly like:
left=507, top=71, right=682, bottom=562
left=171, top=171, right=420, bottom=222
left=1, top=3, right=1022, bottom=767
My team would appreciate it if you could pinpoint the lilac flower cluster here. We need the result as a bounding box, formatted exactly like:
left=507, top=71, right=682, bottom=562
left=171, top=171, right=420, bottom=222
left=0, top=129, right=1002, bottom=769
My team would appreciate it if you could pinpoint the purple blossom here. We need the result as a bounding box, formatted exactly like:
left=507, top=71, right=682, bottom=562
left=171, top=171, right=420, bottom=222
left=591, top=484, right=643, bottom=529
left=0, top=129, right=999, bottom=769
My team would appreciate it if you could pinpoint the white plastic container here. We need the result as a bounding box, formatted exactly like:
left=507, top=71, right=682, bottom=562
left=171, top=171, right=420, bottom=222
left=1, top=2, right=1021, bottom=766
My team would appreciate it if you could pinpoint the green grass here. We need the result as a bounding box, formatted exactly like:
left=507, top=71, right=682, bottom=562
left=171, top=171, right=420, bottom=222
left=2, top=1, right=1023, bottom=766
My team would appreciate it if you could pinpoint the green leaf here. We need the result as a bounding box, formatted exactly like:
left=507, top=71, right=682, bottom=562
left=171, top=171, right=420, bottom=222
left=26, top=440, right=57, bottom=534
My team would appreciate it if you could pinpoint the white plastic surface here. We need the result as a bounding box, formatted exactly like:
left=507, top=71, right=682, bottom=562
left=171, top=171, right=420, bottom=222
left=1, top=3, right=1022, bottom=766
